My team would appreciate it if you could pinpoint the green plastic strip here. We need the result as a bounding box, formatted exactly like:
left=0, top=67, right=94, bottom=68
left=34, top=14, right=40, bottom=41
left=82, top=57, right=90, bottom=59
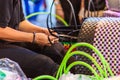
left=66, top=43, right=113, bottom=77
left=64, top=51, right=104, bottom=78
left=33, top=75, right=57, bottom=80
left=56, top=42, right=113, bottom=79
left=33, top=42, right=113, bottom=80
left=26, top=12, right=69, bottom=26
left=66, top=61, right=101, bottom=80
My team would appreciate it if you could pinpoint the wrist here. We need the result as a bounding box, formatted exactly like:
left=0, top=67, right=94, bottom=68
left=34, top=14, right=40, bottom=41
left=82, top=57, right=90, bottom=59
left=55, top=5, right=63, bottom=10
left=54, top=0, right=63, bottom=10
left=32, top=32, right=36, bottom=44
left=54, top=0, right=60, bottom=5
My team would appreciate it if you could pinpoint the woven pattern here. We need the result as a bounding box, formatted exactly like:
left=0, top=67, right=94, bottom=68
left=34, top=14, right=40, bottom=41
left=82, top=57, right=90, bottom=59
left=77, top=17, right=120, bottom=76
left=77, top=17, right=102, bottom=75
left=92, top=17, right=120, bottom=76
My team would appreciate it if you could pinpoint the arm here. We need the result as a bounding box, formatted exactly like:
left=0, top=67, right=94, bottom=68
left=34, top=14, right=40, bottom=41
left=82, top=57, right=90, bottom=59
left=79, top=0, right=85, bottom=22
left=0, top=26, right=57, bottom=46
left=0, top=1, right=57, bottom=46
left=18, top=20, right=50, bottom=35
left=19, top=19, right=58, bottom=37
left=54, top=0, right=64, bottom=19
left=0, top=26, right=33, bottom=42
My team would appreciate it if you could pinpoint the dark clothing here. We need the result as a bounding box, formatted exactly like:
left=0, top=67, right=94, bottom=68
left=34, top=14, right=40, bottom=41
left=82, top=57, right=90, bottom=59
left=0, top=0, right=64, bottom=78
left=12, top=42, right=65, bottom=64
left=0, top=42, right=64, bottom=78
left=59, top=0, right=106, bottom=25
left=0, top=0, right=24, bottom=29
left=84, top=0, right=106, bottom=11
left=60, top=0, right=81, bottom=25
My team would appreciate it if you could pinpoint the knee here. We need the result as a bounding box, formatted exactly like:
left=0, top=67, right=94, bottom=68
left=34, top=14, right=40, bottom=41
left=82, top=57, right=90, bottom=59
left=33, top=55, right=59, bottom=76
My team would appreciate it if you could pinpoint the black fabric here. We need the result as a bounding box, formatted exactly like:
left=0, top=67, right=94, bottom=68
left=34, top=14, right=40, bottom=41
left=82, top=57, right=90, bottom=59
left=84, top=0, right=106, bottom=11
left=0, top=43, right=60, bottom=78
left=12, top=42, right=65, bottom=64
left=0, top=0, right=25, bottom=28
left=60, top=0, right=81, bottom=25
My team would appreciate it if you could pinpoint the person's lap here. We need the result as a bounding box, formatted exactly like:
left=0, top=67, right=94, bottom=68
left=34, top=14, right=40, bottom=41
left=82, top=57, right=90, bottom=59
left=0, top=44, right=58, bottom=78
left=14, top=42, right=65, bottom=64
left=16, top=42, right=76, bottom=70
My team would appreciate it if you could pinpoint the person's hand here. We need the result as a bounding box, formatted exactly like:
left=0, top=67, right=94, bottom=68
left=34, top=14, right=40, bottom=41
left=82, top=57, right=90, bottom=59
left=35, top=33, right=59, bottom=46
left=41, top=27, right=58, bottom=37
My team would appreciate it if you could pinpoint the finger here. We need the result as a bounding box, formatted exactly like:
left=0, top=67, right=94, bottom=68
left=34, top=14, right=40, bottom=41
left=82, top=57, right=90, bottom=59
left=52, top=38, right=59, bottom=42
left=50, top=36, right=59, bottom=40
left=48, top=35, right=59, bottom=44
left=53, top=38, right=59, bottom=43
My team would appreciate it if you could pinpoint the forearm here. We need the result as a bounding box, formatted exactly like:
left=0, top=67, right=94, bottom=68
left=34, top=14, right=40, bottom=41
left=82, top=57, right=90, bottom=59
left=19, top=20, right=55, bottom=36
left=79, top=0, right=85, bottom=22
left=18, top=20, right=46, bottom=33
left=0, top=27, right=33, bottom=43
left=81, top=0, right=84, bottom=9
left=54, top=0, right=64, bottom=19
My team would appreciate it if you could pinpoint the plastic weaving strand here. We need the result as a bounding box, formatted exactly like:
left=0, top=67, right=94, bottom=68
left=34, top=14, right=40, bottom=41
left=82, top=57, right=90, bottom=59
left=64, top=51, right=104, bottom=78
left=33, top=42, right=113, bottom=80
left=26, top=12, right=69, bottom=26
left=65, top=61, right=101, bottom=80
left=56, top=42, right=113, bottom=79
left=33, top=75, right=57, bottom=80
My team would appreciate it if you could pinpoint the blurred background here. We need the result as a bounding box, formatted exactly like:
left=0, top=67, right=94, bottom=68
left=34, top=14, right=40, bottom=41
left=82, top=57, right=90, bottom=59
left=22, top=0, right=56, bottom=28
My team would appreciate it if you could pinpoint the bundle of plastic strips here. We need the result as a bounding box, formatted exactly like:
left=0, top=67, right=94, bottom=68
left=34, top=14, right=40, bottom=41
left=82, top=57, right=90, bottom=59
left=33, top=42, right=117, bottom=80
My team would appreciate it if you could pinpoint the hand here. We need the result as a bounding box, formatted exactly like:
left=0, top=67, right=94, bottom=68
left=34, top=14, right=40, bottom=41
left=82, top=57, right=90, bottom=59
left=41, top=27, right=58, bottom=37
left=35, top=33, right=59, bottom=46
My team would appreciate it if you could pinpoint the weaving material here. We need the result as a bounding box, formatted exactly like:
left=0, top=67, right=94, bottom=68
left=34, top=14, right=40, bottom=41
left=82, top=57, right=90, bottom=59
left=77, top=17, right=120, bottom=76
left=77, top=17, right=101, bottom=75
left=93, top=17, right=120, bottom=76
